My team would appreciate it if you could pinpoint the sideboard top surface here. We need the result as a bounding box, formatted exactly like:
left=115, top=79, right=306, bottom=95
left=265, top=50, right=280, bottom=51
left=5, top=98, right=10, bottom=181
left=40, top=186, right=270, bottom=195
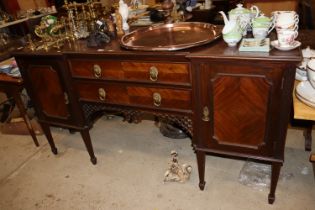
left=12, top=33, right=302, bottom=62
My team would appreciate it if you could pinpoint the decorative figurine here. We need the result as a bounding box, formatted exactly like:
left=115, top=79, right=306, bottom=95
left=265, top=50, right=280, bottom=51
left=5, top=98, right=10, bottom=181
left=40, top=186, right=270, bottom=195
left=118, top=0, right=129, bottom=32
left=164, top=150, right=192, bottom=183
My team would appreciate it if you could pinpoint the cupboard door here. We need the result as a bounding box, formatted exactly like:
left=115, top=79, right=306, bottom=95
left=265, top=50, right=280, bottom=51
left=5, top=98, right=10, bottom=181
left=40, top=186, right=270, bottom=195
left=16, top=57, right=80, bottom=126
left=199, top=61, right=284, bottom=156
left=28, top=65, right=70, bottom=119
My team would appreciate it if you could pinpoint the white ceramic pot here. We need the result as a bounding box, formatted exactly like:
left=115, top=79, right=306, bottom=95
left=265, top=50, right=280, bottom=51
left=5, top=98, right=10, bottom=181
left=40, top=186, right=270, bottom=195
left=252, top=14, right=274, bottom=38
left=228, top=4, right=255, bottom=36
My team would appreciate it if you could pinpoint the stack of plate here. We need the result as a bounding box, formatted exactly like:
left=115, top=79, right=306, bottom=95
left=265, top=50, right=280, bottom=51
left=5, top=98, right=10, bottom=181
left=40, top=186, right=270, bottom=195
left=296, top=81, right=315, bottom=108
left=0, top=64, right=12, bottom=74
left=296, top=47, right=315, bottom=81
left=296, top=60, right=308, bottom=81
left=0, top=64, right=21, bottom=77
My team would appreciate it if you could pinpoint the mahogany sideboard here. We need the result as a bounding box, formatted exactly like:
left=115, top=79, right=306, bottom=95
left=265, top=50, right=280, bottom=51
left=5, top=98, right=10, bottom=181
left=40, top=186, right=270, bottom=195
left=13, top=35, right=301, bottom=204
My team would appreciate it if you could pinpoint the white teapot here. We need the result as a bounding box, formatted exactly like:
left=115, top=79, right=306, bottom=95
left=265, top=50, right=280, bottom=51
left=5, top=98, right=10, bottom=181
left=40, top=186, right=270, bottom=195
left=219, top=11, right=246, bottom=46
left=228, top=4, right=260, bottom=35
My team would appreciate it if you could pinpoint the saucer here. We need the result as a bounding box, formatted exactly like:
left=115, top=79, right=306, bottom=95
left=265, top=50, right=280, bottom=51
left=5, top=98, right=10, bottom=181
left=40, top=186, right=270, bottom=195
left=271, top=40, right=301, bottom=51
left=296, top=81, right=315, bottom=104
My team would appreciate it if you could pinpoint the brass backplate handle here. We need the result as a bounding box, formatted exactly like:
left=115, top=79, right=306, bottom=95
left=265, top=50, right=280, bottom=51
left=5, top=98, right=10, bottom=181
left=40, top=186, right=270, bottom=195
left=93, top=64, right=102, bottom=78
left=202, top=106, right=210, bottom=122
left=98, top=88, right=106, bottom=101
left=64, top=92, right=69, bottom=104
left=153, top=92, right=161, bottom=106
left=149, top=66, right=158, bottom=81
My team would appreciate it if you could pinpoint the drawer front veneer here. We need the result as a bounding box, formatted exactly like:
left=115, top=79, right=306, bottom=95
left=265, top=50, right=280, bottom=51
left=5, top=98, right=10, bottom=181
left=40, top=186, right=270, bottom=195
left=69, top=59, right=191, bottom=85
left=74, top=81, right=192, bottom=111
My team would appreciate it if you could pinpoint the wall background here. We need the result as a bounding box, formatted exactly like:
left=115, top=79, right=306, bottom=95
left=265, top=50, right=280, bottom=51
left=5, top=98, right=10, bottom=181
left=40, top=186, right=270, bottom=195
left=245, top=0, right=297, bottom=15
left=3, top=0, right=299, bottom=16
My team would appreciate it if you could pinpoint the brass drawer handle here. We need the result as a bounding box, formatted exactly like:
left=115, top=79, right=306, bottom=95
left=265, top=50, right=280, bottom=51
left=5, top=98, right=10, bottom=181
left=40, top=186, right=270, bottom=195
left=98, top=88, right=106, bottom=101
left=93, top=64, right=102, bottom=78
left=149, top=66, right=158, bottom=81
left=64, top=92, right=69, bottom=105
left=202, top=106, right=210, bottom=122
left=153, top=92, right=161, bottom=107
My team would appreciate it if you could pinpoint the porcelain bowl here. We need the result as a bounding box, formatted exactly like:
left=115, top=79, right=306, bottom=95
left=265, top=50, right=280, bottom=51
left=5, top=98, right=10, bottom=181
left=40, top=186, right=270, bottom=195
left=223, top=32, right=242, bottom=47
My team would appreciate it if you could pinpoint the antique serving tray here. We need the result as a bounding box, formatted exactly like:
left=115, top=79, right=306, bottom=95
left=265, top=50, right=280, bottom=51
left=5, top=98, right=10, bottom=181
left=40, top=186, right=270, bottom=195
left=120, top=22, right=221, bottom=51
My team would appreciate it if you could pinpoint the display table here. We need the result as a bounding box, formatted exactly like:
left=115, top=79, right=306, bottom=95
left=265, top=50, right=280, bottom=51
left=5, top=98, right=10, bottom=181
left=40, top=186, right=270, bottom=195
left=293, top=81, right=315, bottom=177
left=0, top=58, right=39, bottom=146
left=294, top=30, right=315, bottom=175
left=293, top=81, right=315, bottom=150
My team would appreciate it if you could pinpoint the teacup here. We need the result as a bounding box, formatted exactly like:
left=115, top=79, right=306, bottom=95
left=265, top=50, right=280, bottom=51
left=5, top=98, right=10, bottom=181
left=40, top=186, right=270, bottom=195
left=273, top=11, right=299, bottom=29
left=307, top=59, right=315, bottom=89
left=277, top=28, right=298, bottom=47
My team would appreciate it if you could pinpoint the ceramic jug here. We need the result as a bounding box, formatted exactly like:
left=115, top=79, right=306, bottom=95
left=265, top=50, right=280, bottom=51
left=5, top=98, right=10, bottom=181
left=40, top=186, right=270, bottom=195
left=251, top=14, right=275, bottom=38
left=228, top=4, right=259, bottom=35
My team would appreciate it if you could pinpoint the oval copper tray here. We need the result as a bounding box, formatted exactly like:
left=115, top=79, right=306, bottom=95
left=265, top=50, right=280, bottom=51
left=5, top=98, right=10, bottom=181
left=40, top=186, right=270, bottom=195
left=120, top=22, right=221, bottom=51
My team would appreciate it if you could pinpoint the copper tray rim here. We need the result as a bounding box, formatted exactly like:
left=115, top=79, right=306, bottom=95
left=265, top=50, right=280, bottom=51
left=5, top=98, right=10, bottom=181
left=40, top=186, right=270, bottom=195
left=120, top=22, right=222, bottom=51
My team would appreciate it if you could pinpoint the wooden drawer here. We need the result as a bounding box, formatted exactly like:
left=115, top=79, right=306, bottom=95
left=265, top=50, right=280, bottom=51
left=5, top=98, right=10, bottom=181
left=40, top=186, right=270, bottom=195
left=74, top=81, right=192, bottom=111
left=68, top=59, right=191, bottom=85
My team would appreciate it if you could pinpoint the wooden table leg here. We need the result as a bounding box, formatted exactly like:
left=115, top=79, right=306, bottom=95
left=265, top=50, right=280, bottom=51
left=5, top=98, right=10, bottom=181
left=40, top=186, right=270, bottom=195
left=40, top=122, right=58, bottom=154
left=12, top=91, right=39, bottom=147
left=80, top=128, right=97, bottom=165
left=310, top=154, right=315, bottom=180
left=303, top=122, right=313, bottom=151
left=196, top=150, right=206, bottom=190
left=268, top=162, right=282, bottom=204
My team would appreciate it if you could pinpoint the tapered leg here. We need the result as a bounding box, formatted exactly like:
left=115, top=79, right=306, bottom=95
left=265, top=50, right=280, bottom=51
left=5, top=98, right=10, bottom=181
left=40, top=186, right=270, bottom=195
left=196, top=150, right=206, bottom=190
left=310, top=154, right=315, bottom=180
left=80, top=129, right=97, bottom=165
left=40, top=123, right=58, bottom=154
left=268, top=162, right=282, bottom=204
left=12, top=92, right=39, bottom=147
left=303, top=122, right=312, bottom=151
